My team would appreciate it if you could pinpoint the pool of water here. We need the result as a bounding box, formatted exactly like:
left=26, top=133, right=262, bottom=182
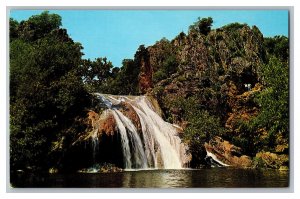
left=10, top=167, right=289, bottom=188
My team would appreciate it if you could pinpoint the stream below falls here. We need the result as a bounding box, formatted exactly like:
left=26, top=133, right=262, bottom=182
left=10, top=168, right=289, bottom=188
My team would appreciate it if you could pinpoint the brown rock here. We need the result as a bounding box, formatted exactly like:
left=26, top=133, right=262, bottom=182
left=138, top=52, right=153, bottom=93
left=119, top=102, right=142, bottom=132
left=205, top=136, right=252, bottom=168
left=99, top=114, right=116, bottom=136
left=74, top=110, right=117, bottom=145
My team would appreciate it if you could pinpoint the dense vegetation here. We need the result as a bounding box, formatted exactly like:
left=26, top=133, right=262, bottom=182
left=10, top=12, right=92, bottom=171
left=10, top=12, right=289, bottom=172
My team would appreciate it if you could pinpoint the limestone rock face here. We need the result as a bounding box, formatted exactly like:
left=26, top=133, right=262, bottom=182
left=205, top=136, right=252, bottom=168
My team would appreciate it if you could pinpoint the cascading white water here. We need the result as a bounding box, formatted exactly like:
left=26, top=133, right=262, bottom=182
left=111, top=111, right=132, bottom=169
left=94, top=93, right=188, bottom=169
left=206, top=150, right=229, bottom=167
left=133, top=97, right=183, bottom=169
left=114, top=109, right=148, bottom=169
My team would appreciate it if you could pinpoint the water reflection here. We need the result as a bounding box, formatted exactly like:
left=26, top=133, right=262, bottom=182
left=122, top=170, right=192, bottom=188
left=10, top=168, right=289, bottom=188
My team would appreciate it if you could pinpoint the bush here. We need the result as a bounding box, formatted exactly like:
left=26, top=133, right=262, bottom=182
left=221, top=22, right=246, bottom=33
left=189, top=17, right=214, bottom=36
left=252, top=57, right=289, bottom=150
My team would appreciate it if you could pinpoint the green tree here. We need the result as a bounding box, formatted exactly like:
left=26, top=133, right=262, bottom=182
left=17, top=11, right=62, bottom=41
left=108, top=59, right=140, bottom=95
left=264, top=35, right=289, bottom=62
left=252, top=57, right=289, bottom=149
left=189, top=17, right=213, bottom=35
left=10, top=12, right=90, bottom=171
left=9, top=18, right=19, bottom=41
left=184, top=109, right=224, bottom=165
left=80, top=57, right=114, bottom=92
left=165, top=96, right=224, bottom=166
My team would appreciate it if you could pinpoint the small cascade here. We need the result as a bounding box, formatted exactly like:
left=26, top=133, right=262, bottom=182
left=93, top=93, right=189, bottom=169
left=89, top=112, right=100, bottom=164
left=205, top=150, right=229, bottom=167
left=91, top=129, right=99, bottom=163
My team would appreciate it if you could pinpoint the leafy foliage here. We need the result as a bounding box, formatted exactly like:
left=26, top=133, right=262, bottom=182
left=10, top=11, right=90, bottom=171
left=80, top=57, right=114, bottom=92
left=17, top=11, right=62, bottom=42
left=221, top=22, right=246, bottom=32
left=110, top=58, right=140, bottom=95
left=189, top=17, right=213, bottom=35
left=252, top=57, right=289, bottom=148
left=164, top=96, right=224, bottom=166
left=230, top=56, right=289, bottom=155
left=185, top=109, right=224, bottom=165
left=264, top=36, right=289, bottom=62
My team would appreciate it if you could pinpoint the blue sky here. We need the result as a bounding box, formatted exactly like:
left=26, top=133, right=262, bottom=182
left=10, top=10, right=289, bottom=67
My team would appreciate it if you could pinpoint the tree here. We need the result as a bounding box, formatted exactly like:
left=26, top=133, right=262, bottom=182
left=264, top=36, right=289, bottom=62
left=184, top=109, right=224, bottom=165
left=17, top=11, right=62, bottom=41
left=107, top=59, right=140, bottom=95
left=9, top=18, right=19, bottom=41
left=189, top=17, right=213, bottom=35
left=80, top=57, right=114, bottom=92
left=252, top=57, right=289, bottom=149
left=165, top=96, right=224, bottom=166
left=10, top=12, right=90, bottom=171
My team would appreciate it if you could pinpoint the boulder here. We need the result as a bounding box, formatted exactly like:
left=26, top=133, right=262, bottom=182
left=205, top=136, right=252, bottom=168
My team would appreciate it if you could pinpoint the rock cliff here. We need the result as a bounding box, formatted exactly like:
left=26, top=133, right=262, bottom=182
left=133, top=23, right=287, bottom=169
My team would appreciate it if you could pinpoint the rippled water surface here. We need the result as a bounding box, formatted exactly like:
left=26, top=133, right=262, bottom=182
left=11, top=168, right=289, bottom=188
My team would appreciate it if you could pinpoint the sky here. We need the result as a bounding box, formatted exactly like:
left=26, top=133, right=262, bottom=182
left=10, top=10, right=289, bottom=67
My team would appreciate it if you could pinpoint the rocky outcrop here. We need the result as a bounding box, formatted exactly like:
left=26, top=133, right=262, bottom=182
left=225, top=83, right=262, bottom=130
left=205, top=136, right=252, bottom=168
left=138, top=24, right=266, bottom=126
left=75, top=100, right=145, bottom=143
left=73, top=110, right=117, bottom=144
left=138, top=49, right=152, bottom=93
left=87, top=110, right=116, bottom=136
left=119, top=102, right=142, bottom=132
left=132, top=23, right=290, bottom=169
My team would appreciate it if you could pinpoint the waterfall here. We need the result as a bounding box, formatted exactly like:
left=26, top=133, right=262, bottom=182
left=94, top=93, right=188, bottom=169
left=205, top=150, right=229, bottom=167
left=133, top=97, right=182, bottom=169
